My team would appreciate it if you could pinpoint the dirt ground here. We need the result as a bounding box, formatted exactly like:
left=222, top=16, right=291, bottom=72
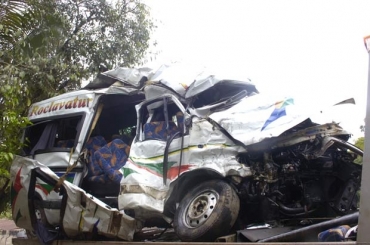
left=0, top=219, right=18, bottom=230
left=0, top=219, right=26, bottom=245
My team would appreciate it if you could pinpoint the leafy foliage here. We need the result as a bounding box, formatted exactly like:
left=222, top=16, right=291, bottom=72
left=0, top=0, right=155, bottom=213
left=355, top=137, right=365, bottom=150
left=0, top=203, right=12, bottom=219
left=354, top=136, right=364, bottom=164
left=0, top=0, right=30, bottom=47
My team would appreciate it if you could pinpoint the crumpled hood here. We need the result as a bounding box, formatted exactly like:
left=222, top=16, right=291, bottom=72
left=208, top=94, right=352, bottom=147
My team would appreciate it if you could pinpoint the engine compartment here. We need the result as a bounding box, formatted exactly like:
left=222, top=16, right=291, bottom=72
left=236, top=123, right=362, bottom=227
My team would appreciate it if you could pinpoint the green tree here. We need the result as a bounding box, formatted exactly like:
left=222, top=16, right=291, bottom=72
left=0, top=0, right=29, bottom=42
left=0, top=0, right=155, bottom=213
left=1, top=0, right=155, bottom=99
left=354, top=136, right=364, bottom=164
left=355, top=137, right=365, bottom=150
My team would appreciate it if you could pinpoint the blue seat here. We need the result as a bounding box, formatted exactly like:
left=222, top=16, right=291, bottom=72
left=144, top=121, right=179, bottom=140
left=89, top=139, right=130, bottom=184
left=84, top=136, right=107, bottom=178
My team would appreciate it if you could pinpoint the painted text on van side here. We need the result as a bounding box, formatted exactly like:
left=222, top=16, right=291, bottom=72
left=29, top=96, right=93, bottom=117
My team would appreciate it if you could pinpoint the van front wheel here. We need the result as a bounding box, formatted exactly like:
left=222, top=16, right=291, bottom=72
left=173, top=179, right=240, bottom=242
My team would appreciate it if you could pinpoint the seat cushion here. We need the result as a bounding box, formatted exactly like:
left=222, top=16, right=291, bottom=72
left=85, top=136, right=107, bottom=177
left=144, top=121, right=179, bottom=140
left=90, top=139, right=130, bottom=184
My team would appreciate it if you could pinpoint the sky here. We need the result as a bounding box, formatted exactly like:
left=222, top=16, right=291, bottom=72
left=143, top=0, right=370, bottom=140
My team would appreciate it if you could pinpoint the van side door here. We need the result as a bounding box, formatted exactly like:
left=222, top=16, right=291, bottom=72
left=119, top=95, right=190, bottom=212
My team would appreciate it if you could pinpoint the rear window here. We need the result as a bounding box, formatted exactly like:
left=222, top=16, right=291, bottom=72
left=23, top=115, right=82, bottom=155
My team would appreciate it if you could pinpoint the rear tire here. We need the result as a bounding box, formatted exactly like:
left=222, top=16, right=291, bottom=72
left=173, top=179, right=240, bottom=242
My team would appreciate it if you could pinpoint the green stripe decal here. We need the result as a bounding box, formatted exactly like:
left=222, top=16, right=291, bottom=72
left=123, top=168, right=138, bottom=178
left=130, top=143, right=234, bottom=161
left=40, top=175, right=74, bottom=193
left=130, top=161, right=177, bottom=176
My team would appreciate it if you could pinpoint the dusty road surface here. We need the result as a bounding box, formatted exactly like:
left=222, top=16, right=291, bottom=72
left=0, top=219, right=17, bottom=230
left=0, top=219, right=26, bottom=245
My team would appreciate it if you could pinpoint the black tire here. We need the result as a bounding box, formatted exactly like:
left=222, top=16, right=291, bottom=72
left=173, top=179, right=240, bottom=242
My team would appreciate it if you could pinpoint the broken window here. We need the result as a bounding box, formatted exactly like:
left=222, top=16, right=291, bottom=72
left=90, top=94, right=142, bottom=145
left=138, top=97, right=185, bottom=142
left=23, top=115, right=83, bottom=155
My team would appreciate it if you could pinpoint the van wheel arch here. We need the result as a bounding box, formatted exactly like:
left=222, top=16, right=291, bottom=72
left=174, top=179, right=240, bottom=241
left=163, top=168, right=224, bottom=218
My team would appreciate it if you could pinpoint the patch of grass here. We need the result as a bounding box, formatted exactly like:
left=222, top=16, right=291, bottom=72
left=0, top=203, right=12, bottom=219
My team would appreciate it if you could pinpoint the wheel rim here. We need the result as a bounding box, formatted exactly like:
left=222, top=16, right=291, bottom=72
left=184, top=190, right=219, bottom=228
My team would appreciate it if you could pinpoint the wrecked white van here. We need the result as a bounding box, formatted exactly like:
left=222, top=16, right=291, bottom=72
left=11, top=64, right=362, bottom=242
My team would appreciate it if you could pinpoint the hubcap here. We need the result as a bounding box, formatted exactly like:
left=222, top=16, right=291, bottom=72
left=184, top=190, right=218, bottom=228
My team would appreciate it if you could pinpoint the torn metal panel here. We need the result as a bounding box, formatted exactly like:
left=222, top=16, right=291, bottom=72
left=143, top=84, right=183, bottom=101
left=62, top=186, right=137, bottom=240
left=272, top=123, right=350, bottom=149
left=11, top=156, right=137, bottom=241
left=105, top=85, right=143, bottom=95
left=33, top=151, right=80, bottom=169
left=185, top=73, right=257, bottom=99
left=148, top=64, right=204, bottom=97
left=119, top=117, right=252, bottom=218
left=85, top=67, right=152, bottom=89
left=209, top=94, right=310, bottom=146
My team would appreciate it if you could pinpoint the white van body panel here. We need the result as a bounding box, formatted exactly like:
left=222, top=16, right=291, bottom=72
left=10, top=64, right=358, bottom=241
